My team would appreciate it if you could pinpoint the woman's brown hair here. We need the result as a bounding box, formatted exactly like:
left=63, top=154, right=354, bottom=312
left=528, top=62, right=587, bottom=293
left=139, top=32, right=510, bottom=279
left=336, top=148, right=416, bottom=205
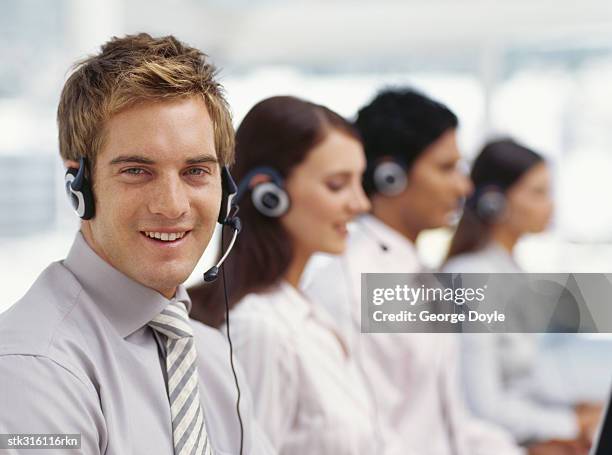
left=189, top=96, right=359, bottom=327
left=446, top=138, right=544, bottom=261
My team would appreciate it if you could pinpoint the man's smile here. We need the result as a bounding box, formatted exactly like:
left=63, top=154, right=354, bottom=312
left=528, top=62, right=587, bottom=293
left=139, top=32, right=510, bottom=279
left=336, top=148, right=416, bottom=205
left=140, top=229, right=192, bottom=246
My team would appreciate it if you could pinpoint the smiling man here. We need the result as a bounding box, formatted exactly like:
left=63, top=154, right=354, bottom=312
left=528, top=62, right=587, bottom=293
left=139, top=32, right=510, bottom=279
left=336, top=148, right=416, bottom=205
left=0, top=34, right=272, bottom=455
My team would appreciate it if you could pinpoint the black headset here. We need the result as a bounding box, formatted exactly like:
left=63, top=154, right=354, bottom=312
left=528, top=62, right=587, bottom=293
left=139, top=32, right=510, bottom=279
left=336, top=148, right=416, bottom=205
left=65, top=157, right=95, bottom=220
left=218, top=166, right=238, bottom=223
left=64, top=157, right=239, bottom=227
left=202, top=166, right=242, bottom=282
left=235, top=166, right=290, bottom=218
left=366, top=157, right=409, bottom=197
left=468, top=184, right=506, bottom=223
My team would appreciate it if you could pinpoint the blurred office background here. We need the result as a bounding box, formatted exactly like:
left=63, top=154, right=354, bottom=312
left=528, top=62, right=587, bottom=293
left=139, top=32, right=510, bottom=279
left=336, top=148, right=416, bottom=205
left=2, top=0, right=612, bottom=311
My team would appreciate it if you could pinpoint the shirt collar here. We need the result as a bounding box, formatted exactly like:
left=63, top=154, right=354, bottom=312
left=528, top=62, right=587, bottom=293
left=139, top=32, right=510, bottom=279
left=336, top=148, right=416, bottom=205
left=483, top=241, right=523, bottom=272
left=277, top=281, right=350, bottom=354
left=358, top=214, right=418, bottom=253
left=276, top=281, right=312, bottom=322
left=63, top=232, right=193, bottom=338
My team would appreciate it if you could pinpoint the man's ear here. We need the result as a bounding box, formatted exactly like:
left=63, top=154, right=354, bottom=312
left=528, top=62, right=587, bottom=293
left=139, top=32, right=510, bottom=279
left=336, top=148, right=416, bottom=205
left=64, top=160, right=80, bottom=170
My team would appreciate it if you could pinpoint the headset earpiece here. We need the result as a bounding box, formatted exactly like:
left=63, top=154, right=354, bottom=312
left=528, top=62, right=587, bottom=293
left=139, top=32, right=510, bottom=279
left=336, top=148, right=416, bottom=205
left=472, top=185, right=506, bottom=223
left=371, top=158, right=408, bottom=197
left=236, top=166, right=290, bottom=218
left=219, top=166, right=238, bottom=224
left=251, top=182, right=290, bottom=217
left=65, top=157, right=95, bottom=220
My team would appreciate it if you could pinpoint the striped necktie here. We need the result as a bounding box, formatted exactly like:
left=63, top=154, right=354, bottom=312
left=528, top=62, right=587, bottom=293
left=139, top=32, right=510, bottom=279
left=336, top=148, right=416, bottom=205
left=149, top=300, right=214, bottom=455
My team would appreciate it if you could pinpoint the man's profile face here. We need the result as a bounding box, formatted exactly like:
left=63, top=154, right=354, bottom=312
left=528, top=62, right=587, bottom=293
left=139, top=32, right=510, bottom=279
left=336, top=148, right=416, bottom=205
left=400, top=129, right=473, bottom=231
left=77, top=96, right=222, bottom=298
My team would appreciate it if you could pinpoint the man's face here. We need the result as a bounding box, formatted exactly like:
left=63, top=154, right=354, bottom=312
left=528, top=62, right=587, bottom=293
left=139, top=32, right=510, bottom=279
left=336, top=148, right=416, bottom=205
left=399, top=129, right=473, bottom=232
left=77, top=97, right=222, bottom=298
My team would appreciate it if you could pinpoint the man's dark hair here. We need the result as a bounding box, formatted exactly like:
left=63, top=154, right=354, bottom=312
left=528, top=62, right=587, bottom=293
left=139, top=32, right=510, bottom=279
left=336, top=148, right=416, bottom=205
left=356, top=88, right=458, bottom=194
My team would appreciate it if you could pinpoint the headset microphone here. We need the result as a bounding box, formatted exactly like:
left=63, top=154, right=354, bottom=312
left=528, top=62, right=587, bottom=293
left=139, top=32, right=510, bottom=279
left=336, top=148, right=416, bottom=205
left=202, top=165, right=244, bottom=454
left=203, top=217, right=241, bottom=282
left=203, top=166, right=242, bottom=283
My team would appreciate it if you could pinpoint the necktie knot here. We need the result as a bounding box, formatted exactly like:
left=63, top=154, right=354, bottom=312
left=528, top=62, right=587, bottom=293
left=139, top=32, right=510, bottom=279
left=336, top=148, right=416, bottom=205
left=149, top=300, right=194, bottom=340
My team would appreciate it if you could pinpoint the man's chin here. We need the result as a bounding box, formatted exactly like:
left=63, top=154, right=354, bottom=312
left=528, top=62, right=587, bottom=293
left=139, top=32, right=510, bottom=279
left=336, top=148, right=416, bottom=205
left=422, top=218, right=446, bottom=231
left=439, top=210, right=460, bottom=228
left=133, top=268, right=193, bottom=297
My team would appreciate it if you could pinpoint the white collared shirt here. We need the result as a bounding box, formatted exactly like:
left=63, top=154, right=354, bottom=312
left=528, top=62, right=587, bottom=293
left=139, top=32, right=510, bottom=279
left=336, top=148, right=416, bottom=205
left=228, top=281, right=382, bottom=455
left=443, top=242, right=522, bottom=273
left=304, top=215, right=523, bottom=455
left=443, top=243, right=580, bottom=442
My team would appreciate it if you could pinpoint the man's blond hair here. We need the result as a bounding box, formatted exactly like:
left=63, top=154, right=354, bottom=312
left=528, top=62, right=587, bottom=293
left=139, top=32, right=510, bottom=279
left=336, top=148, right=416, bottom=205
left=57, top=33, right=234, bottom=167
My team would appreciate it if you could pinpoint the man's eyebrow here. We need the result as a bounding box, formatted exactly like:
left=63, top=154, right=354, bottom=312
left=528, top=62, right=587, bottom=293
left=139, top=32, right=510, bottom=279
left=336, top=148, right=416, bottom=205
left=109, top=155, right=155, bottom=165
left=108, top=154, right=219, bottom=166
left=185, top=154, right=219, bottom=165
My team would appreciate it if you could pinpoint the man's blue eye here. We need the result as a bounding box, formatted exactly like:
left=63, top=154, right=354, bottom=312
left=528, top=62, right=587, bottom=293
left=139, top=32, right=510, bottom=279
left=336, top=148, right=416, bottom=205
left=124, top=168, right=145, bottom=175
left=186, top=168, right=209, bottom=176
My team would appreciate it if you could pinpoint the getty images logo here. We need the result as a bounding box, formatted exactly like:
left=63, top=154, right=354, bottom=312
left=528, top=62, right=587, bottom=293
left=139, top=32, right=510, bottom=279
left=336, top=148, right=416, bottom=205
left=372, top=283, right=487, bottom=306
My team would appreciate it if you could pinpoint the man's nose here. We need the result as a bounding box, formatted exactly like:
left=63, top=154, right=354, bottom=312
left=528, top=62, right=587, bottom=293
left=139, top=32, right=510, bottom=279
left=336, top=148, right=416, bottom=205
left=148, top=175, right=190, bottom=219
left=455, top=171, right=474, bottom=198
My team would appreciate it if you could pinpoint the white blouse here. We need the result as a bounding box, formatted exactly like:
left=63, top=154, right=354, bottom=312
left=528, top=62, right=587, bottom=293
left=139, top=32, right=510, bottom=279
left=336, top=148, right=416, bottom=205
left=304, top=215, right=522, bottom=455
left=443, top=243, right=580, bottom=443
left=228, top=281, right=383, bottom=455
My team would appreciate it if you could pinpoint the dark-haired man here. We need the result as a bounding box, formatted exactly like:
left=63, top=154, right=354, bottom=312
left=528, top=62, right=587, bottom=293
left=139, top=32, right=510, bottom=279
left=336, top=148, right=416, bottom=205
left=304, top=89, right=526, bottom=454
left=357, top=88, right=471, bottom=242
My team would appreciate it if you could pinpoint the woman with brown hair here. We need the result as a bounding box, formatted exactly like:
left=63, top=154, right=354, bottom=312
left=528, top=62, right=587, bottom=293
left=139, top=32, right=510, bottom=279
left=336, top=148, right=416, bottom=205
left=189, top=96, right=388, bottom=454
left=446, top=138, right=553, bottom=268
left=444, top=139, right=603, bottom=452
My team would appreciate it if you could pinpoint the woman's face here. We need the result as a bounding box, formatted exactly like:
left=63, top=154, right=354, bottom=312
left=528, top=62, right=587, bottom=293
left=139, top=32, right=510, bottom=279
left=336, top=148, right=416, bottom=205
left=281, top=129, right=371, bottom=256
left=503, top=162, right=553, bottom=234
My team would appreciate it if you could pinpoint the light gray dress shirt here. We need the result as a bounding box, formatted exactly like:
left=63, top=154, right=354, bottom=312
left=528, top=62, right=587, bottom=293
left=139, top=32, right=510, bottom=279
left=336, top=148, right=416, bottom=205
left=0, top=233, right=274, bottom=455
